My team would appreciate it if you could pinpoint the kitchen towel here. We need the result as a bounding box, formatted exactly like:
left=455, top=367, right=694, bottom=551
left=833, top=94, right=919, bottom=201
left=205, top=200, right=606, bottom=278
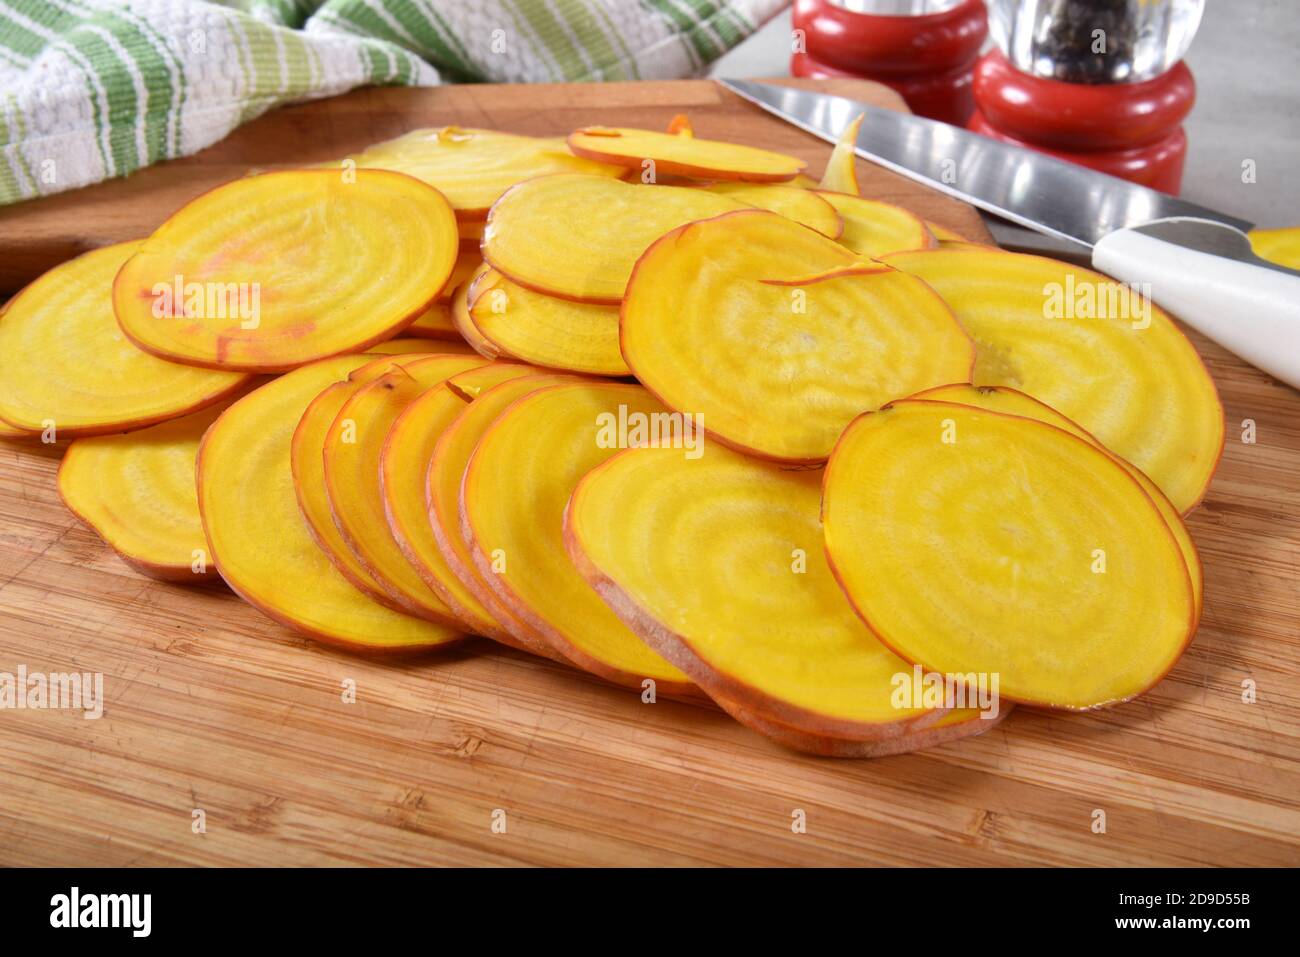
left=0, top=0, right=786, bottom=205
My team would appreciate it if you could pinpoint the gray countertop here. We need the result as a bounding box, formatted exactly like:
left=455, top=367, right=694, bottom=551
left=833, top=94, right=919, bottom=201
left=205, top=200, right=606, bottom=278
left=711, top=0, right=1300, bottom=229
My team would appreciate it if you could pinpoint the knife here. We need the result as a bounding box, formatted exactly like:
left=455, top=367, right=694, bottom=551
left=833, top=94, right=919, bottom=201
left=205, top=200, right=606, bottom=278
left=719, top=78, right=1300, bottom=390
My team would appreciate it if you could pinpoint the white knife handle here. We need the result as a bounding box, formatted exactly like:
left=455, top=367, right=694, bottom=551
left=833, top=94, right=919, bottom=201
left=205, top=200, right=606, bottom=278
left=1092, top=218, right=1300, bottom=390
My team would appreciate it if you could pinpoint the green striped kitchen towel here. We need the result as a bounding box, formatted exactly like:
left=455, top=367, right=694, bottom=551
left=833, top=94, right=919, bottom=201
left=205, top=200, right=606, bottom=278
left=0, top=0, right=786, bottom=206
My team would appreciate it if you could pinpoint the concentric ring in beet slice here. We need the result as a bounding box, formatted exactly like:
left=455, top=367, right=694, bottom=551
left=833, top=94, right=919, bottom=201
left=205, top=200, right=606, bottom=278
left=907, top=383, right=1202, bottom=621
left=481, top=173, right=745, bottom=303
left=620, top=209, right=973, bottom=463
left=114, top=170, right=460, bottom=372
left=59, top=397, right=243, bottom=582
left=564, top=442, right=1006, bottom=756
left=881, top=246, right=1224, bottom=512
left=822, top=401, right=1197, bottom=710
left=0, top=242, right=250, bottom=437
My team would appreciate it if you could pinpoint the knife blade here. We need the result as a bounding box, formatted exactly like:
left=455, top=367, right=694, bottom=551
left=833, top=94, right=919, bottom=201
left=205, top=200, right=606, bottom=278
left=718, top=79, right=1300, bottom=391
left=719, top=78, right=1252, bottom=245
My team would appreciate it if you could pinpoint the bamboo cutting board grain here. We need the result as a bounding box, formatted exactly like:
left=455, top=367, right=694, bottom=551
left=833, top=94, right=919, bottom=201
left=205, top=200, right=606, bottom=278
left=1, top=79, right=1297, bottom=867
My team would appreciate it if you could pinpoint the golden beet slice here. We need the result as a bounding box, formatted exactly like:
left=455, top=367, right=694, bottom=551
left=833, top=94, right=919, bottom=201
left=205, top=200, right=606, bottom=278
left=0, top=421, right=30, bottom=439
left=0, top=287, right=29, bottom=436
left=713, top=691, right=1006, bottom=758
left=461, top=381, right=694, bottom=693
left=381, top=363, right=542, bottom=644
left=431, top=359, right=542, bottom=403
left=58, top=399, right=238, bottom=581
left=198, top=356, right=463, bottom=652
left=406, top=302, right=460, bottom=339
left=466, top=265, right=629, bottom=376
left=818, top=192, right=934, bottom=257
left=114, top=170, right=459, bottom=371
left=367, top=338, right=476, bottom=356
left=445, top=361, right=539, bottom=400
left=910, top=383, right=1202, bottom=620
left=566, top=443, right=1003, bottom=756
left=567, top=125, right=804, bottom=182
left=427, top=374, right=577, bottom=661
left=882, top=247, right=1224, bottom=512
left=291, top=351, right=481, bottom=615
left=449, top=273, right=501, bottom=359
left=665, top=114, right=694, bottom=137
left=322, top=355, right=486, bottom=625
left=924, top=220, right=975, bottom=244
left=405, top=244, right=481, bottom=338
left=1249, top=227, right=1300, bottom=269
left=621, top=210, right=973, bottom=462
left=294, top=379, right=400, bottom=609
left=340, top=126, right=622, bottom=219
left=818, top=113, right=863, bottom=195
left=824, top=401, right=1196, bottom=710
left=704, top=183, right=843, bottom=238
left=0, top=242, right=248, bottom=436
left=438, top=248, right=483, bottom=301
left=481, top=173, right=745, bottom=303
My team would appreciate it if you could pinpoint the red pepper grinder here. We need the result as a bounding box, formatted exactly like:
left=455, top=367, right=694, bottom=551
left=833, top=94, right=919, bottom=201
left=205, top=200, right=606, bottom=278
left=971, top=0, right=1203, bottom=194
left=791, top=0, right=989, bottom=126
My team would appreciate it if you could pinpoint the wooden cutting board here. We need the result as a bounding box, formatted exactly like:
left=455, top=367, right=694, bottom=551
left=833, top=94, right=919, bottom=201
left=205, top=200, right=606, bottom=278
left=1, top=79, right=1297, bottom=867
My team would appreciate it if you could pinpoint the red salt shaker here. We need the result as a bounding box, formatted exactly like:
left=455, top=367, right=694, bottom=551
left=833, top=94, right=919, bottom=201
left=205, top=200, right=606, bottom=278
left=791, top=0, right=988, bottom=126
left=970, top=0, right=1205, bottom=194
